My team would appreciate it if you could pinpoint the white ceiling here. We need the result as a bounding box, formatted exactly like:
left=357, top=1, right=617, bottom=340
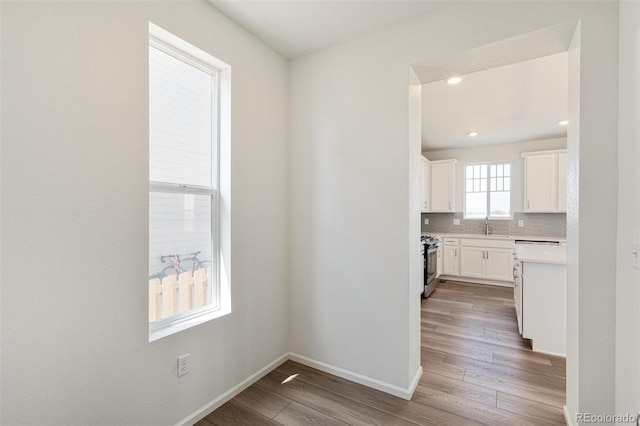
left=208, top=0, right=450, bottom=59
left=207, top=1, right=570, bottom=152
left=421, top=52, right=569, bottom=151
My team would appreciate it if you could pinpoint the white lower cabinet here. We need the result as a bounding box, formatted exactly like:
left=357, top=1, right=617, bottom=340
left=458, top=239, right=514, bottom=283
left=436, top=246, right=443, bottom=277
left=442, top=238, right=460, bottom=276
left=513, top=261, right=523, bottom=334
left=485, top=249, right=514, bottom=281
left=460, top=247, right=485, bottom=278
left=522, top=261, right=566, bottom=356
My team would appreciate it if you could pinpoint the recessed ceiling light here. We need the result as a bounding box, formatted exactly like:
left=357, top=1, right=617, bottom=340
left=558, top=120, right=569, bottom=126
left=467, top=131, right=479, bottom=137
left=446, top=76, right=463, bottom=85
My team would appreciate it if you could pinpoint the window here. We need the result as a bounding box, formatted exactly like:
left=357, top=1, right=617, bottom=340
left=464, top=162, right=511, bottom=219
left=148, top=23, right=230, bottom=341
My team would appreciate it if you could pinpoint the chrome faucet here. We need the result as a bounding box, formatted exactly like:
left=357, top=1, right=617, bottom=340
left=485, top=216, right=491, bottom=235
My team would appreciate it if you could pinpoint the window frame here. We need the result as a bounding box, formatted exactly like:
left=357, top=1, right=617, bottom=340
left=463, top=161, right=513, bottom=220
left=148, top=23, right=230, bottom=342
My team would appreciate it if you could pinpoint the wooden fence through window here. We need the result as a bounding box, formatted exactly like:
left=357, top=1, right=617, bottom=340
left=149, top=268, right=211, bottom=322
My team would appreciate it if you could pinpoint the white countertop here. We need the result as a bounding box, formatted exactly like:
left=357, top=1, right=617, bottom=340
left=420, top=232, right=567, bottom=264
left=515, top=243, right=567, bottom=265
left=423, top=232, right=566, bottom=243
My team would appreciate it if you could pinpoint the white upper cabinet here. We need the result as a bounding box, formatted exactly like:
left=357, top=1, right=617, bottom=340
left=430, top=159, right=456, bottom=212
left=557, top=152, right=567, bottom=212
left=522, top=150, right=566, bottom=213
left=524, top=153, right=557, bottom=212
left=421, top=156, right=431, bottom=213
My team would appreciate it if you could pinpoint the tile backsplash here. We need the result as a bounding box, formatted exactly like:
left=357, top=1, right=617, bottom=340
left=421, top=212, right=566, bottom=237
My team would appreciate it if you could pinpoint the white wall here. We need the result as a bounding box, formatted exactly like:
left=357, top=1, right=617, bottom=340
left=288, top=0, right=619, bottom=415
left=407, top=69, right=423, bottom=391
left=566, top=23, right=581, bottom=420
left=424, top=137, right=566, bottom=213
left=571, top=4, right=619, bottom=419
left=616, top=0, right=640, bottom=421
left=1, top=2, right=289, bottom=424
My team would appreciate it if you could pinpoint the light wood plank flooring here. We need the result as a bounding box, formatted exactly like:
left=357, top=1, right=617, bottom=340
left=196, top=280, right=566, bottom=425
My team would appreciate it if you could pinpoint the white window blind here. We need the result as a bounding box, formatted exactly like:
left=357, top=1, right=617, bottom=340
left=149, top=45, right=215, bottom=187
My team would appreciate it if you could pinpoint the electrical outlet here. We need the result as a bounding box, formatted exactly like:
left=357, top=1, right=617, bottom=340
left=424, top=218, right=429, bottom=225
left=453, top=219, right=460, bottom=225
left=518, top=220, right=524, bottom=227
left=178, top=354, right=190, bottom=377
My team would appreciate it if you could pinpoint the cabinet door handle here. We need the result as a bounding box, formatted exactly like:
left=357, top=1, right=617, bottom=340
left=449, top=201, right=451, bottom=210
left=486, top=251, right=489, bottom=260
left=527, top=200, right=530, bottom=209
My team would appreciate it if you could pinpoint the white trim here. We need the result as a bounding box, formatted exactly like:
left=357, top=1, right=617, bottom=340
left=288, top=352, right=419, bottom=400
left=430, top=159, right=457, bottom=164
left=149, top=182, right=215, bottom=195
left=529, top=346, right=567, bottom=358
left=438, top=275, right=514, bottom=287
left=148, top=22, right=231, bottom=341
left=175, top=353, right=289, bottom=426
left=408, top=365, right=423, bottom=398
left=175, top=352, right=423, bottom=425
left=149, top=302, right=231, bottom=342
left=463, top=161, right=514, bottom=220
left=149, top=22, right=230, bottom=72
left=563, top=405, right=574, bottom=426
left=521, top=148, right=567, bottom=158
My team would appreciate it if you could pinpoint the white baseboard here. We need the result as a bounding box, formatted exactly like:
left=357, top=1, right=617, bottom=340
left=175, top=353, right=289, bottom=426
left=288, top=352, right=421, bottom=400
left=177, top=351, right=422, bottom=425
left=563, top=405, right=573, bottom=426
left=438, top=275, right=513, bottom=288
left=408, top=365, right=423, bottom=398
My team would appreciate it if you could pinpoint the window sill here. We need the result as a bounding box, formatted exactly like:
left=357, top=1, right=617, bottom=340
left=149, top=303, right=231, bottom=342
left=463, top=217, right=513, bottom=221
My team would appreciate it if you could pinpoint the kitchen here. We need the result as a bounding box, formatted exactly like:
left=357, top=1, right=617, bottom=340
left=418, top=49, right=570, bottom=421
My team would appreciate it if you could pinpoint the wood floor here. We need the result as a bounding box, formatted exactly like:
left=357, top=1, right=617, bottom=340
left=196, top=280, right=566, bottom=425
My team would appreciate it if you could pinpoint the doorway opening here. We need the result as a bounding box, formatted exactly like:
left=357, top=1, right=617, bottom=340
left=409, top=21, right=579, bottom=423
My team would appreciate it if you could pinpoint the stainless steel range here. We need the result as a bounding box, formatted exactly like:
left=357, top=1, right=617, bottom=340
left=421, top=235, right=440, bottom=298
